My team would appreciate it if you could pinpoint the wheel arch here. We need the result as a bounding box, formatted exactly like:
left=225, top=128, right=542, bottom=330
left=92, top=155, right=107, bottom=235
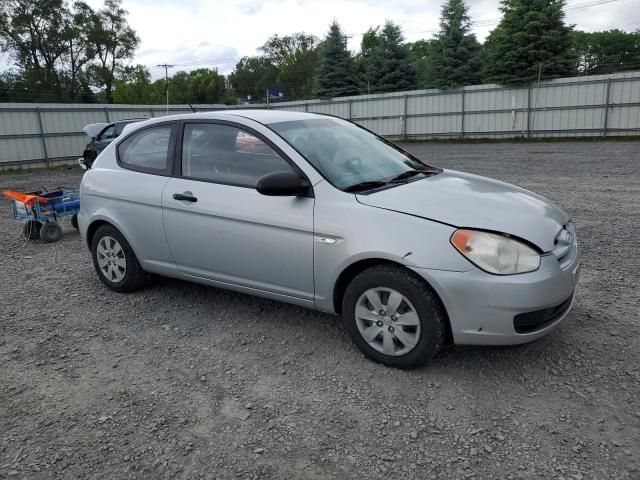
left=85, top=218, right=140, bottom=261
left=332, top=258, right=454, bottom=345
left=85, top=219, right=109, bottom=249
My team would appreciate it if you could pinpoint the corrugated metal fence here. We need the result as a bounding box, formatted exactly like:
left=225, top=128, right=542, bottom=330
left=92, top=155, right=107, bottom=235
left=1, top=71, right=639, bottom=168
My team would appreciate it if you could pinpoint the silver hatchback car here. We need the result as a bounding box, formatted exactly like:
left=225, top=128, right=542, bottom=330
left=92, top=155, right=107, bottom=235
left=79, top=110, right=580, bottom=369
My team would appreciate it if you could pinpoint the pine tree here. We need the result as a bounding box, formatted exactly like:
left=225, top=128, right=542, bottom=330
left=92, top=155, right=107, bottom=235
left=366, top=21, right=417, bottom=93
left=314, top=21, right=358, bottom=98
left=429, top=0, right=482, bottom=89
left=483, top=0, right=576, bottom=84
left=409, top=40, right=437, bottom=89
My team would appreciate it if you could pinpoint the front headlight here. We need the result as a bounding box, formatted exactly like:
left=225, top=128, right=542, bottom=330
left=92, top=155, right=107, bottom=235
left=451, top=229, right=540, bottom=275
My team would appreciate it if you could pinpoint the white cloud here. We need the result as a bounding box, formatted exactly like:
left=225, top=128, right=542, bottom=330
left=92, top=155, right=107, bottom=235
left=112, top=0, right=638, bottom=78
left=3, top=0, right=638, bottom=78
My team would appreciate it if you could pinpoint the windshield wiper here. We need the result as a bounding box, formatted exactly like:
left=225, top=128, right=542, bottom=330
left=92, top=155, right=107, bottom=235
left=389, top=170, right=426, bottom=183
left=343, top=180, right=389, bottom=193
left=344, top=169, right=439, bottom=193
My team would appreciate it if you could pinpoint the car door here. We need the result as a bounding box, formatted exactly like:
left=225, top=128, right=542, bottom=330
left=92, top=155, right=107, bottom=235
left=161, top=121, right=315, bottom=302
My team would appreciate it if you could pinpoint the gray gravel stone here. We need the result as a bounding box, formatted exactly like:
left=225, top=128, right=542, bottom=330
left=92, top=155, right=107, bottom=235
left=1, top=141, right=639, bottom=479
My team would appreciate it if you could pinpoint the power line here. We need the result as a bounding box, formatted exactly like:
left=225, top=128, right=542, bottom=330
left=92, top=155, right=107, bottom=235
left=565, top=0, right=619, bottom=10
left=468, top=0, right=621, bottom=28
left=156, top=63, right=174, bottom=113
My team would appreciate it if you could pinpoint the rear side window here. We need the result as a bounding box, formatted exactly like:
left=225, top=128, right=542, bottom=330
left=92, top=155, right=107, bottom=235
left=181, top=123, right=294, bottom=187
left=118, top=125, right=175, bottom=173
left=99, top=125, right=116, bottom=140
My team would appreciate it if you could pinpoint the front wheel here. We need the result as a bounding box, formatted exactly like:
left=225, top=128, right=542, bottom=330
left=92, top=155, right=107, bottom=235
left=91, top=224, right=145, bottom=292
left=342, top=265, right=447, bottom=369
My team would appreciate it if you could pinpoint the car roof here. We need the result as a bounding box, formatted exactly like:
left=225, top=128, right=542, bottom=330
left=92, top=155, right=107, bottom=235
left=115, top=117, right=148, bottom=124
left=216, top=109, right=326, bottom=124
left=129, top=110, right=328, bottom=129
left=118, top=110, right=335, bottom=139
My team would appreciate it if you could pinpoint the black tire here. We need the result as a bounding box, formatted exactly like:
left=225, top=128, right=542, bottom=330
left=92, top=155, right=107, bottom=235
left=91, top=224, right=145, bottom=293
left=40, top=222, right=63, bottom=243
left=342, top=264, right=447, bottom=369
left=83, top=149, right=97, bottom=169
left=23, top=220, right=42, bottom=240
left=71, top=214, right=79, bottom=230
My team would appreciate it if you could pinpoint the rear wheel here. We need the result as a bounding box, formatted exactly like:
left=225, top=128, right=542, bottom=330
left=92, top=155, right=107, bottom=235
left=342, top=264, right=446, bottom=369
left=40, top=222, right=62, bottom=243
left=91, top=224, right=145, bottom=292
left=71, top=214, right=79, bottom=230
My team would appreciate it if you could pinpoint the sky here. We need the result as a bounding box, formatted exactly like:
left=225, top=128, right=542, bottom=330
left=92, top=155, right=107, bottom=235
left=2, top=0, right=639, bottom=79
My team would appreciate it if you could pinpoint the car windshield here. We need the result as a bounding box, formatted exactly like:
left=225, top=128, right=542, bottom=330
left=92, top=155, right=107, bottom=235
left=269, top=117, right=438, bottom=191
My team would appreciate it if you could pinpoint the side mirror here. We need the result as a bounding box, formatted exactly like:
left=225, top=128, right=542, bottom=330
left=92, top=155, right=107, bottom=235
left=256, top=171, right=311, bottom=197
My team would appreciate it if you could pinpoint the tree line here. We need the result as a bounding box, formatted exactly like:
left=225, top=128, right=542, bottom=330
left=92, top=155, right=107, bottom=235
left=1, top=0, right=639, bottom=104
left=0, top=0, right=138, bottom=102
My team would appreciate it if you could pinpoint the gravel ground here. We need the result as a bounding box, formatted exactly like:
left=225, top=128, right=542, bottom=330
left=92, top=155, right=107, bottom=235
left=1, top=140, right=639, bottom=480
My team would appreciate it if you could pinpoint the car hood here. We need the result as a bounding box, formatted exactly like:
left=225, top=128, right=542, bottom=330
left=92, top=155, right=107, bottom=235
left=82, top=123, right=108, bottom=138
left=356, top=169, right=569, bottom=252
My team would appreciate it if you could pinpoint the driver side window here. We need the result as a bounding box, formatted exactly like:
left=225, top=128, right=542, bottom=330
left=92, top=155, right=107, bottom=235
left=181, top=123, right=295, bottom=188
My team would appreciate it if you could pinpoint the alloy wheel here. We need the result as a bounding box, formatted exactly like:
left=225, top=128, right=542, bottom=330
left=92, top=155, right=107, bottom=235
left=96, top=235, right=127, bottom=283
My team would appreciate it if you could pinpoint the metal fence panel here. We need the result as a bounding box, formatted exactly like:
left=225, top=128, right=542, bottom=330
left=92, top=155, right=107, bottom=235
left=1, top=71, right=639, bottom=167
left=0, top=110, right=40, bottom=136
left=611, top=79, right=640, bottom=104
left=608, top=105, right=640, bottom=133
left=41, top=109, right=104, bottom=134
left=44, top=133, right=85, bottom=160
left=0, top=137, right=42, bottom=163
left=274, top=103, right=306, bottom=112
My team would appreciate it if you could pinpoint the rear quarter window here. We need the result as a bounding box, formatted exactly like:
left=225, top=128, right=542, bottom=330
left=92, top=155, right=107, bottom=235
left=117, top=124, right=176, bottom=173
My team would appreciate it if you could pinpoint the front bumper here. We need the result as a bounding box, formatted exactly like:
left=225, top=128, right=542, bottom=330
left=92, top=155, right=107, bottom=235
left=410, top=246, right=580, bottom=346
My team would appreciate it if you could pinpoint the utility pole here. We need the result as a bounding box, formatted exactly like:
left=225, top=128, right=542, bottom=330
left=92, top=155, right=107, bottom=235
left=156, top=64, right=174, bottom=115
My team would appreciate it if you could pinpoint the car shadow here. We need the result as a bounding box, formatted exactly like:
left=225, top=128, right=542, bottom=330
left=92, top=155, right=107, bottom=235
left=140, top=275, right=572, bottom=377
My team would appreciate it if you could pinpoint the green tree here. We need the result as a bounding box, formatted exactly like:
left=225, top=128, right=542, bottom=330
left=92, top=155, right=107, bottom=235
left=483, top=0, right=575, bottom=84
left=259, top=33, right=317, bottom=68
left=113, top=64, right=160, bottom=104
left=259, top=32, right=320, bottom=101
left=229, top=56, right=278, bottom=102
left=277, top=45, right=319, bottom=100
left=355, top=26, right=380, bottom=89
left=0, top=71, right=17, bottom=101
left=62, top=1, right=96, bottom=101
left=114, top=67, right=228, bottom=105
left=429, top=0, right=481, bottom=89
left=366, top=21, right=417, bottom=93
left=314, top=21, right=358, bottom=98
left=169, top=68, right=226, bottom=104
left=87, top=0, right=139, bottom=103
left=573, top=30, right=640, bottom=75
left=409, top=39, right=437, bottom=89
left=0, top=0, right=70, bottom=99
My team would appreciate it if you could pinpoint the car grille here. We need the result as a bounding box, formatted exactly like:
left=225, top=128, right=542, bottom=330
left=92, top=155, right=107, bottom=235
left=513, top=294, right=574, bottom=334
left=552, top=224, right=578, bottom=269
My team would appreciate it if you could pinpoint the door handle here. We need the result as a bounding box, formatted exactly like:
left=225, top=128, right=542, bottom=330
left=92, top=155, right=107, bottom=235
left=173, top=193, right=198, bottom=202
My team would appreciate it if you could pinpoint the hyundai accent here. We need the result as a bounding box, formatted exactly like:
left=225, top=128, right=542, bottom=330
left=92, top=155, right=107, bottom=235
left=78, top=110, right=580, bottom=369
